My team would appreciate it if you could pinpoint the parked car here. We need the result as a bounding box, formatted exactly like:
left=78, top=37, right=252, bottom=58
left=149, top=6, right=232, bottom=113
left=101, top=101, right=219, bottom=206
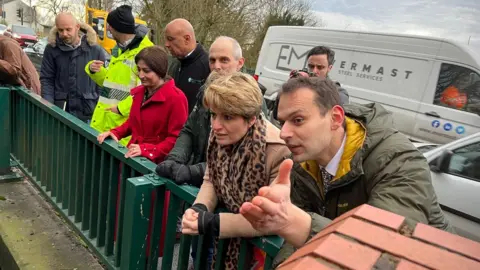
left=23, top=37, right=47, bottom=72
left=6, top=24, right=37, bottom=47
left=416, top=132, right=480, bottom=242
left=24, top=38, right=112, bottom=73
left=0, top=24, right=7, bottom=35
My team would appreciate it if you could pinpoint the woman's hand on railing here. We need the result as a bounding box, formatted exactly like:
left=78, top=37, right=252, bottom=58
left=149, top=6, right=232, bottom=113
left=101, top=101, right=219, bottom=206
left=125, top=144, right=141, bottom=158
left=181, top=208, right=199, bottom=235
left=182, top=204, right=220, bottom=236
left=97, top=131, right=119, bottom=144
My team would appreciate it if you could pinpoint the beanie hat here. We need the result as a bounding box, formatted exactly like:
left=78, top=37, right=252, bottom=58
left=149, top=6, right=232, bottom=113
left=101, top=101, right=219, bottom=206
left=107, top=5, right=135, bottom=34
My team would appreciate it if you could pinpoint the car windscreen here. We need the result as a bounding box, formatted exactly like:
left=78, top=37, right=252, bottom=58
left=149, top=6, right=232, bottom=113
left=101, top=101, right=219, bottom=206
left=12, top=25, right=36, bottom=35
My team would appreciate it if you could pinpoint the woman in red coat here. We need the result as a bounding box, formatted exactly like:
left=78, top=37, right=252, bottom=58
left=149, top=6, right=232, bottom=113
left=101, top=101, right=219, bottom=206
left=97, top=46, right=188, bottom=163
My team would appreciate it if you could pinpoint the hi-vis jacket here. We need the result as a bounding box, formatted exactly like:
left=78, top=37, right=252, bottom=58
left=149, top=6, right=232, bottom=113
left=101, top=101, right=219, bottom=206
left=86, top=25, right=153, bottom=145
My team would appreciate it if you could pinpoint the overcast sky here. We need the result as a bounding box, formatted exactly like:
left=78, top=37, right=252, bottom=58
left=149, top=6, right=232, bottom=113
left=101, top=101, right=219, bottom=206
left=312, top=0, right=480, bottom=51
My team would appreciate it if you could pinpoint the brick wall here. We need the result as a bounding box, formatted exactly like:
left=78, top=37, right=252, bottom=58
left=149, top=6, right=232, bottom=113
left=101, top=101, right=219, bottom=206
left=277, top=204, right=480, bottom=270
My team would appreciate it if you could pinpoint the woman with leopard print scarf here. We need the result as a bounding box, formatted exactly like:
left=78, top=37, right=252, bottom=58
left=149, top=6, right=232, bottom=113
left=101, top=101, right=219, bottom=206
left=181, top=72, right=290, bottom=269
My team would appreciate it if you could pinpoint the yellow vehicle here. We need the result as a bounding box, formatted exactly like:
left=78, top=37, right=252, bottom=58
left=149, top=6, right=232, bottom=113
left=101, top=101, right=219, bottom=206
left=85, top=5, right=148, bottom=54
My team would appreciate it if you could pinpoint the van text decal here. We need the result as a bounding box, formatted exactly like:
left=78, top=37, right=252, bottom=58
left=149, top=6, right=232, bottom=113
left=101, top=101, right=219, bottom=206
left=337, top=61, right=413, bottom=81
left=276, top=45, right=414, bottom=81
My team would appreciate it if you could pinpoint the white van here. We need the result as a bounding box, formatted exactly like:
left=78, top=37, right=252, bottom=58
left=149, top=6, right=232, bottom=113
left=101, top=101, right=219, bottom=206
left=255, top=26, right=480, bottom=144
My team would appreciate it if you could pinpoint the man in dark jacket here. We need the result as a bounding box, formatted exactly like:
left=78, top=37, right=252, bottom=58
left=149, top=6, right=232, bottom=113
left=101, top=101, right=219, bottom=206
left=41, top=12, right=105, bottom=123
left=239, top=77, right=453, bottom=266
left=165, top=18, right=210, bottom=113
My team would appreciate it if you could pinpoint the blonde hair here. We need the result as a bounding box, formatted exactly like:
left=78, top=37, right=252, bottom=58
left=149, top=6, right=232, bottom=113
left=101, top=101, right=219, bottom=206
left=203, top=72, right=263, bottom=119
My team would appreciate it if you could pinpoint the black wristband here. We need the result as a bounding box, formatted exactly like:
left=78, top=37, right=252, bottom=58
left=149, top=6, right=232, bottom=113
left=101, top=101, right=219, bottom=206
left=198, top=211, right=220, bottom=236
left=190, top=203, right=208, bottom=213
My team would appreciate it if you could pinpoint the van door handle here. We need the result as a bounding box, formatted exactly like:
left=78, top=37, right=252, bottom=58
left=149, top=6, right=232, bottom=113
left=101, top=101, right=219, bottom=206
left=425, top=111, right=441, bottom=118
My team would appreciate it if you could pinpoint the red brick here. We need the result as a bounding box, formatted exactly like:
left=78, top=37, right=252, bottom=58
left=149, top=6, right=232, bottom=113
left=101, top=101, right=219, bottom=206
left=328, top=204, right=406, bottom=231
left=316, top=234, right=382, bottom=269
left=413, top=223, right=480, bottom=262
left=396, top=260, right=429, bottom=270
left=334, top=218, right=480, bottom=270
left=283, top=233, right=382, bottom=269
left=277, top=256, right=335, bottom=270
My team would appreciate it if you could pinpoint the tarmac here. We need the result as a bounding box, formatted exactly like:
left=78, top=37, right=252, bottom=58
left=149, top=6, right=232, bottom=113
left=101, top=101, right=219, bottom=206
left=0, top=177, right=104, bottom=270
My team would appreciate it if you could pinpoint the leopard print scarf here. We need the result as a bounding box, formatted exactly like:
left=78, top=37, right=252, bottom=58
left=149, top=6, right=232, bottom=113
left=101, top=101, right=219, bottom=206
left=206, top=114, right=268, bottom=269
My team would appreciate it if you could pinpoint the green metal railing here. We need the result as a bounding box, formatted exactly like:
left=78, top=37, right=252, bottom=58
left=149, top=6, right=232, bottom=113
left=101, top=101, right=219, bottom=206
left=1, top=86, right=283, bottom=270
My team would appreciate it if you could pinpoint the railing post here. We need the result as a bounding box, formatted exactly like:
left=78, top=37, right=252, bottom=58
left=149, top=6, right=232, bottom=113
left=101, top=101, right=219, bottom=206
left=0, top=86, right=21, bottom=182
left=120, top=176, right=155, bottom=270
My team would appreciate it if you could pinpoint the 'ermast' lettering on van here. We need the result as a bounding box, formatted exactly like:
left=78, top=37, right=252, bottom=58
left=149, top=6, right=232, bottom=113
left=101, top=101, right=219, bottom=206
left=339, top=61, right=413, bottom=79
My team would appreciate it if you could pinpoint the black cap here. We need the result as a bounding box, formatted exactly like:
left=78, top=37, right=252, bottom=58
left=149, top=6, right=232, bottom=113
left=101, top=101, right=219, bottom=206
left=107, top=5, right=135, bottom=34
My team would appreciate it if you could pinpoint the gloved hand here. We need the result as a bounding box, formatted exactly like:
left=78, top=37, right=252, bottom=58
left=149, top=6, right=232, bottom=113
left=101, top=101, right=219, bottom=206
left=155, top=160, right=178, bottom=179
left=172, top=164, right=191, bottom=185
left=172, top=163, right=206, bottom=187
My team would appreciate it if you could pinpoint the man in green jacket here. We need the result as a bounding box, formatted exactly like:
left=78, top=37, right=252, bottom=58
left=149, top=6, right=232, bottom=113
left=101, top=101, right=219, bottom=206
left=85, top=5, right=153, bottom=145
left=239, top=77, right=453, bottom=266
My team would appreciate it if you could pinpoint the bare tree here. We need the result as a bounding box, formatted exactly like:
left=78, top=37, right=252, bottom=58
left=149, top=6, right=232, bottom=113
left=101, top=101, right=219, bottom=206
left=86, top=0, right=115, bottom=10
left=136, top=0, right=320, bottom=67
left=36, top=0, right=69, bottom=16
left=139, top=0, right=269, bottom=45
left=244, top=0, right=321, bottom=68
left=112, top=0, right=143, bottom=13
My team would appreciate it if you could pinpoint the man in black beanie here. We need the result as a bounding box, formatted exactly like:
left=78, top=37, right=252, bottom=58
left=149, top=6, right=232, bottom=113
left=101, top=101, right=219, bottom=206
left=86, top=4, right=154, bottom=139
left=106, top=5, right=136, bottom=49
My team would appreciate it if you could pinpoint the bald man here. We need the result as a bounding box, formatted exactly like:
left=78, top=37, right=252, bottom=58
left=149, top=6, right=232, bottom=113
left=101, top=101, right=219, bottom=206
left=165, top=18, right=210, bottom=113
left=41, top=12, right=105, bottom=123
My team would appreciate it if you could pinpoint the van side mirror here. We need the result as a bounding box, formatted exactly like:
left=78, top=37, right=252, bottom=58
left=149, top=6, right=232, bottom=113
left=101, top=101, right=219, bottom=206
left=469, top=72, right=479, bottom=85
left=430, top=150, right=453, bottom=173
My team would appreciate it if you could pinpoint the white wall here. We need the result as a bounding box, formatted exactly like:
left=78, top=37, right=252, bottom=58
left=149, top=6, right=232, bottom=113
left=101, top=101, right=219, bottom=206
left=4, top=0, right=33, bottom=27
left=3, top=0, right=48, bottom=34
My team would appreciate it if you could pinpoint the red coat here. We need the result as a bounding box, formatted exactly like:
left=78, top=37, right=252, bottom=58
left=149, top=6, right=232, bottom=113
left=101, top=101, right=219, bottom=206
left=111, top=79, right=188, bottom=163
